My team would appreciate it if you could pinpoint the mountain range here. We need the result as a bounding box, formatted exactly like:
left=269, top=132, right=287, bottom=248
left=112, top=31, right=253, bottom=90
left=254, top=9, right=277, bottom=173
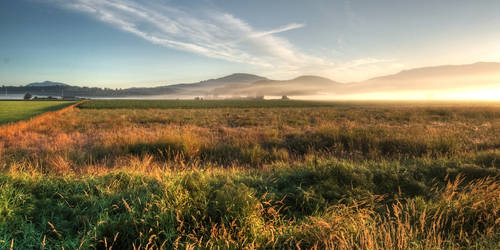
left=6, top=62, right=500, bottom=98
left=26, top=81, right=69, bottom=87
left=211, top=75, right=341, bottom=96
left=341, top=62, right=500, bottom=95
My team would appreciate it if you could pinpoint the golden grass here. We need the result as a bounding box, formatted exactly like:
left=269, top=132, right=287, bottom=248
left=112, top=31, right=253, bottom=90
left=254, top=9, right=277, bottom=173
left=0, top=103, right=498, bottom=248
left=0, top=105, right=498, bottom=174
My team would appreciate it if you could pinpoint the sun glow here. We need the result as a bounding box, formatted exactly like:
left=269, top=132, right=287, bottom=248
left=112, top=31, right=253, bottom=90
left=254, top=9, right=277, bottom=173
left=294, top=87, right=500, bottom=101
left=435, top=88, right=500, bottom=100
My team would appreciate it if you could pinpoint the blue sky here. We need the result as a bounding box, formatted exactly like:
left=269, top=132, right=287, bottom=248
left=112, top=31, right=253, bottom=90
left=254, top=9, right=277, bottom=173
left=2, top=0, right=500, bottom=87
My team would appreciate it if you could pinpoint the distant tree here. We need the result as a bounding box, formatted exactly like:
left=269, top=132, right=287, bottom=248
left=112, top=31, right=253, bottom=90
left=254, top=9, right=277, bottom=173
left=281, top=95, right=290, bottom=100
left=23, top=92, right=32, bottom=100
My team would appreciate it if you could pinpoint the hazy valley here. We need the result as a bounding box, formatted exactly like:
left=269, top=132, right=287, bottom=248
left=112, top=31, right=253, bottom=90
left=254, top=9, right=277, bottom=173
left=3, top=62, right=500, bottom=100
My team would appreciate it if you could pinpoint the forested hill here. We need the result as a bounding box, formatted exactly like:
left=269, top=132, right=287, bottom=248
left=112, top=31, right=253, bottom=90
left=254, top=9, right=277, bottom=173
left=0, top=85, right=178, bottom=97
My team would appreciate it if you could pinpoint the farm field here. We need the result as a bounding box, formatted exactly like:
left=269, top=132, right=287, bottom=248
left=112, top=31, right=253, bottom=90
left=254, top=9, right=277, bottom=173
left=79, top=99, right=500, bottom=110
left=0, top=101, right=76, bottom=125
left=0, top=100, right=499, bottom=249
left=78, top=99, right=343, bottom=109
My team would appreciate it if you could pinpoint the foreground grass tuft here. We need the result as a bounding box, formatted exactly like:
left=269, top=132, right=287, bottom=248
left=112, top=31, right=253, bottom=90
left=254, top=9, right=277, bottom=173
left=0, top=160, right=498, bottom=249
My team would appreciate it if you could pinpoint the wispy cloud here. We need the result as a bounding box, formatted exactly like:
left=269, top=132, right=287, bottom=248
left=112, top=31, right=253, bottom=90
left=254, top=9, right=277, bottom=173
left=48, top=0, right=305, bottom=66
left=251, top=23, right=306, bottom=38
left=48, top=0, right=399, bottom=80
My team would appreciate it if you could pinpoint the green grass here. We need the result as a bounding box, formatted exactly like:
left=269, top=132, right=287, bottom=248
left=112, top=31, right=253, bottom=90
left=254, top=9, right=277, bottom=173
left=0, top=101, right=76, bottom=125
left=0, top=102, right=499, bottom=248
left=78, top=99, right=343, bottom=109
left=0, top=158, right=498, bottom=249
left=80, top=99, right=500, bottom=110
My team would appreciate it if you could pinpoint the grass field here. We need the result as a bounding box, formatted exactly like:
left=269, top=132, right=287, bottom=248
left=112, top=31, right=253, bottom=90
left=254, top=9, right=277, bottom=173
left=0, top=100, right=499, bottom=249
left=79, top=99, right=500, bottom=109
left=0, top=101, right=76, bottom=125
left=78, top=99, right=344, bottom=109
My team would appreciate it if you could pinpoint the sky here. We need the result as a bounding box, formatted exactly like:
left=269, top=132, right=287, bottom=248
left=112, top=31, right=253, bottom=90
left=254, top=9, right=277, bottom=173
left=2, top=0, right=500, bottom=88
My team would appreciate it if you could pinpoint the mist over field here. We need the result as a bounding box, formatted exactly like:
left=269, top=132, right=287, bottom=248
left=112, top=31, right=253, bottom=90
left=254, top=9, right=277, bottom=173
left=208, top=63, right=500, bottom=100
left=3, top=62, right=500, bottom=101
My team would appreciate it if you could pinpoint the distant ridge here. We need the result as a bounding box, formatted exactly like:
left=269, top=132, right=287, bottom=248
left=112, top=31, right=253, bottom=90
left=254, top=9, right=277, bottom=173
left=367, top=62, right=500, bottom=82
left=212, top=75, right=341, bottom=96
left=344, top=62, right=500, bottom=94
left=26, top=81, right=70, bottom=87
left=166, top=73, right=268, bottom=90
left=10, top=61, right=500, bottom=97
left=209, top=62, right=500, bottom=96
left=204, top=73, right=267, bottom=84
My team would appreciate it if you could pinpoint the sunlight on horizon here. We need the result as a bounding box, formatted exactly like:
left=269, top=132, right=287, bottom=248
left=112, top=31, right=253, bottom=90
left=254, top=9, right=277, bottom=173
left=294, top=87, right=500, bottom=101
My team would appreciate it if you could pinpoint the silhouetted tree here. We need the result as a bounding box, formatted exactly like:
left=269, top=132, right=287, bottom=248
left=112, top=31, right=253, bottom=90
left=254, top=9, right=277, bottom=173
left=23, top=92, right=32, bottom=100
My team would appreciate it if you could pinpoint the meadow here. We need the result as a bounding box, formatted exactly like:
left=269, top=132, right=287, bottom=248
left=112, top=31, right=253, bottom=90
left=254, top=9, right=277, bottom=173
left=78, top=99, right=342, bottom=109
left=0, top=101, right=76, bottom=125
left=0, top=100, right=499, bottom=249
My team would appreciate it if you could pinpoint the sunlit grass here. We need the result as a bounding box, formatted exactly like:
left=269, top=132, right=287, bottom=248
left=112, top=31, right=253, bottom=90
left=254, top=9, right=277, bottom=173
left=0, top=101, right=76, bottom=125
left=78, top=99, right=339, bottom=109
left=0, top=101, right=498, bottom=248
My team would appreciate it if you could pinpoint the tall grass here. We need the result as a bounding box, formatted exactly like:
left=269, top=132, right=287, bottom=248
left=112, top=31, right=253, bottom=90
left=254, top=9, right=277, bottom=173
left=0, top=102, right=498, bottom=248
left=0, top=105, right=498, bottom=170
left=0, top=163, right=498, bottom=249
left=287, top=176, right=500, bottom=249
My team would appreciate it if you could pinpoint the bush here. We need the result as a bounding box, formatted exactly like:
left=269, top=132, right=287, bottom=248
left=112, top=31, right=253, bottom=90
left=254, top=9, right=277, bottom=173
left=23, top=93, right=32, bottom=100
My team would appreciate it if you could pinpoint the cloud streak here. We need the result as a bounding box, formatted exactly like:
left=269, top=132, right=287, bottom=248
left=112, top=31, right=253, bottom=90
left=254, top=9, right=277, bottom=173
left=49, top=0, right=309, bottom=67
left=48, top=0, right=400, bottom=80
